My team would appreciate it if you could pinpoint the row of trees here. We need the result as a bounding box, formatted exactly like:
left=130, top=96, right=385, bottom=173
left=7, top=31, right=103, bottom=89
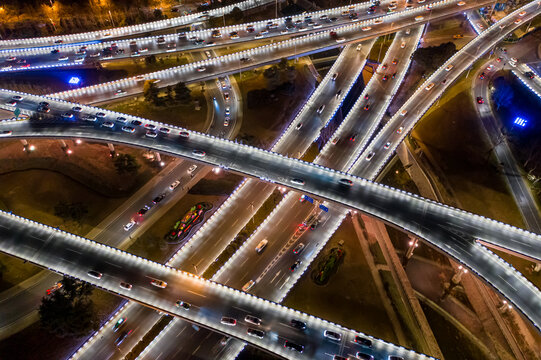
left=143, top=80, right=192, bottom=106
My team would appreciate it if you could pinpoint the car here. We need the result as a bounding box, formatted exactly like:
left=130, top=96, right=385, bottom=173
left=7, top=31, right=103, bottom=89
left=114, top=89, right=126, bottom=96
left=152, top=193, right=166, bottom=204
left=221, top=317, right=237, bottom=326
left=354, top=336, right=373, bottom=347
left=196, top=66, right=206, bottom=72
left=425, top=83, right=435, bottom=91
left=324, top=330, right=342, bottom=341
left=229, top=31, right=239, bottom=39
left=290, top=260, right=302, bottom=271
left=0, top=130, right=12, bottom=137
left=179, top=131, right=190, bottom=138
left=245, top=315, right=261, bottom=325
left=188, top=164, right=197, bottom=174
left=290, top=319, right=307, bottom=330
left=245, top=24, right=255, bottom=32
left=457, top=1, right=466, bottom=5
left=400, top=41, right=406, bottom=49
left=382, top=75, right=388, bottom=81
left=137, top=207, right=148, bottom=215
left=170, top=180, right=181, bottom=190
left=331, top=137, right=339, bottom=145
left=519, top=10, right=526, bottom=16
left=284, top=340, right=304, bottom=353
left=11, top=95, right=23, bottom=102
left=392, top=58, right=398, bottom=65
left=391, top=72, right=397, bottom=79
left=477, top=96, right=484, bottom=104
left=58, top=56, right=69, bottom=61
left=242, top=280, right=256, bottom=292
left=374, top=18, right=383, bottom=24
left=293, top=243, right=305, bottom=254
left=365, top=152, right=375, bottom=161
left=150, top=279, right=167, bottom=288
left=112, top=317, right=126, bottom=332
left=510, top=57, right=518, bottom=63
left=333, top=356, right=348, bottom=360
left=295, top=122, right=303, bottom=130
left=240, top=57, right=251, bottom=63
left=255, top=239, right=268, bottom=253
left=441, top=78, right=448, bottom=84
left=37, top=101, right=50, bottom=112
left=400, top=109, right=408, bottom=116
left=453, top=34, right=464, bottom=39
left=364, top=94, right=370, bottom=100
left=146, top=130, right=158, bottom=138
left=192, top=149, right=206, bottom=157
left=514, top=18, right=522, bottom=24
left=95, top=112, right=106, bottom=118
left=496, top=57, right=502, bottom=63
left=175, top=300, right=191, bottom=310
left=224, top=106, right=230, bottom=116
left=51, top=49, right=60, bottom=54
left=339, top=178, right=353, bottom=186
left=119, top=282, right=132, bottom=290
left=121, top=126, right=135, bottom=133
left=336, top=89, right=342, bottom=99
left=397, top=127, right=404, bottom=134
left=364, top=104, right=370, bottom=111
left=5, top=100, right=17, bottom=106
left=445, top=64, right=454, bottom=71
left=114, top=329, right=133, bottom=346
left=72, top=106, right=82, bottom=112
left=247, top=328, right=265, bottom=338
left=388, top=356, right=404, bottom=360
left=102, top=121, right=114, bottom=128
left=382, top=63, right=388, bottom=70
left=291, top=178, right=305, bottom=186
left=384, top=142, right=391, bottom=149
left=526, top=71, right=536, bottom=79
left=356, top=44, right=363, bottom=51
left=144, top=123, right=156, bottom=130
left=87, top=270, right=102, bottom=279
left=336, top=37, right=346, bottom=43
left=220, top=336, right=231, bottom=346
left=479, top=72, right=486, bottom=80
left=116, top=116, right=127, bottom=123
left=83, top=115, right=97, bottom=122
left=361, top=26, right=372, bottom=31
left=356, top=353, right=375, bottom=360
left=331, top=73, right=338, bottom=81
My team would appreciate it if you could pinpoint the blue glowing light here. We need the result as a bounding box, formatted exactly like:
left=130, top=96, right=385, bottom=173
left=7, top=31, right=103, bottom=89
left=514, top=117, right=527, bottom=127
left=68, top=76, right=81, bottom=85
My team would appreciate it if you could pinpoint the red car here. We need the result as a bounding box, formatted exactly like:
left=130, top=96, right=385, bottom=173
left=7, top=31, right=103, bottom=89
left=476, top=96, right=484, bottom=104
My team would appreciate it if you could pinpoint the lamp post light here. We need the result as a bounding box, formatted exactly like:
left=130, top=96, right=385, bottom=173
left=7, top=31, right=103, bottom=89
left=402, top=237, right=419, bottom=266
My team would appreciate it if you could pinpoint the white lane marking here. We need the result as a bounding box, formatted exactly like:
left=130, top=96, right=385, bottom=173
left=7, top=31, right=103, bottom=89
left=187, top=290, right=207, bottom=298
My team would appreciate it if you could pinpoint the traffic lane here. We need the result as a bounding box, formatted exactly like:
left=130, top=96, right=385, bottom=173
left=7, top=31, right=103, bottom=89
left=3, top=115, right=541, bottom=264
left=0, top=0, right=404, bottom=63
left=48, top=0, right=495, bottom=106
left=215, top=193, right=315, bottom=287
left=0, top=219, right=344, bottom=360
left=352, top=3, right=540, bottom=179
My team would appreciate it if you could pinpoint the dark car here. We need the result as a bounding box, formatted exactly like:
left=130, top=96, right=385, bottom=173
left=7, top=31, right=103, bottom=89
left=356, top=352, right=375, bottom=360
left=290, top=260, right=302, bottom=272
left=290, top=319, right=307, bottom=330
left=114, top=329, right=133, bottom=345
left=131, top=120, right=142, bottom=126
left=284, top=340, right=304, bottom=353
left=476, top=96, right=484, bottom=104
left=137, top=207, right=148, bottom=216
left=152, top=193, right=166, bottom=204
left=479, top=72, right=486, bottom=80
left=354, top=336, right=372, bottom=347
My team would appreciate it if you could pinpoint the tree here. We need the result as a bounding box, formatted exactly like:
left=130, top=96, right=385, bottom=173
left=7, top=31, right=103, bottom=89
left=54, top=202, right=88, bottom=222
left=263, top=66, right=281, bottom=90
left=0, top=259, right=6, bottom=281
left=285, top=65, right=297, bottom=83
left=229, top=6, right=243, bottom=22
left=143, top=80, right=159, bottom=104
left=174, top=81, right=192, bottom=104
left=166, top=85, right=174, bottom=102
left=413, top=42, right=457, bottom=72
left=39, top=276, right=99, bottom=338
left=114, top=153, right=141, bottom=174
left=144, top=54, right=157, bottom=66
left=278, top=57, right=288, bottom=70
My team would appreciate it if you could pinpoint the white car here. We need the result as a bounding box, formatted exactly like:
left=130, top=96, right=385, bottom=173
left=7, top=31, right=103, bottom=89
left=170, top=180, right=181, bottom=190
left=400, top=109, right=408, bottom=116
left=255, top=239, right=268, bottom=253
left=365, top=152, right=375, bottom=161
left=445, top=64, right=454, bottom=71
left=123, top=220, right=136, bottom=231
left=188, top=164, right=198, bottom=174
left=415, top=15, right=424, bottom=21
left=400, top=41, right=406, bottom=48
left=425, top=83, right=435, bottom=91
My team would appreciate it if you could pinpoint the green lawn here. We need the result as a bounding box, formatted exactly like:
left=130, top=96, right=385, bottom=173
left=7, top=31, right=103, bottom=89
left=283, top=217, right=398, bottom=343
left=411, top=68, right=525, bottom=227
